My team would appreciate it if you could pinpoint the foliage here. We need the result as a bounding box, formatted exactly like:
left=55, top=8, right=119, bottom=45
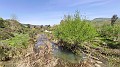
left=54, top=12, right=98, bottom=45
left=0, top=18, right=5, bottom=28
left=0, top=43, right=12, bottom=61
left=1, top=34, right=30, bottom=48
left=111, top=15, right=118, bottom=26
left=2, top=20, right=26, bottom=33
left=0, top=17, right=3, bottom=22
left=99, top=24, right=120, bottom=41
left=0, top=28, right=14, bottom=40
left=98, top=24, right=120, bottom=48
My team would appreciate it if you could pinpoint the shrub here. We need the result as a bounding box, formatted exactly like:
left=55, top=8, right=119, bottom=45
left=0, top=43, right=12, bottom=61
left=100, top=24, right=120, bottom=41
left=0, top=29, right=14, bottom=40
left=2, top=34, right=30, bottom=48
left=54, top=12, right=98, bottom=46
left=0, top=17, right=3, bottom=22
left=99, top=24, right=120, bottom=48
left=0, top=17, right=5, bottom=28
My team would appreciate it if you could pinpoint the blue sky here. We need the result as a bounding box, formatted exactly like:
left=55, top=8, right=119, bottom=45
left=0, top=0, right=119, bottom=25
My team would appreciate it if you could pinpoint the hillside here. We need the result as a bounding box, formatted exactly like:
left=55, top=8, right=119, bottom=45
left=92, top=18, right=120, bottom=23
left=0, top=18, right=26, bottom=40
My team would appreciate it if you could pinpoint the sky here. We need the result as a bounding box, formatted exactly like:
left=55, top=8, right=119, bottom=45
left=0, top=0, right=119, bottom=25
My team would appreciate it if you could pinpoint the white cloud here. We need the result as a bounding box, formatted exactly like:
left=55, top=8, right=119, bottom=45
left=48, top=0, right=113, bottom=7
left=69, top=0, right=113, bottom=7
left=88, top=0, right=113, bottom=6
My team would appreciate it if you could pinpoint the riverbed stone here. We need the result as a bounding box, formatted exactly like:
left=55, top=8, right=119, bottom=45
left=95, top=64, right=101, bottom=67
left=96, top=61, right=102, bottom=64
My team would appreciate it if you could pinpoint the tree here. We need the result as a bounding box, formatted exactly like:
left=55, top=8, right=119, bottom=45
left=27, top=24, right=31, bottom=28
left=54, top=12, right=98, bottom=46
left=111, top=15, right=118, bottom=26
left=10, top=14, right=18, bottom=21
left=0, top=17, right=5, bottom=28
left=0, top=17, right=3, bottom=21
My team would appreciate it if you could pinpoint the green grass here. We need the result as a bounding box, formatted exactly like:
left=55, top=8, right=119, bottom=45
left=1, top=34, right=30, bottom=48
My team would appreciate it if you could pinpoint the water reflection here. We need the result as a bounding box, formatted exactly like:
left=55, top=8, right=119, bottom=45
left=35, top=34, right=82, bottom=63
left=51, top=43, right=82, bottom=63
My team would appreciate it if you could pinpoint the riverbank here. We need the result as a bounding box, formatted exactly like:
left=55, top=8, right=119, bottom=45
left=0, top=33, right=120, bottom=67
left=50, top=34, right=120, bottom=67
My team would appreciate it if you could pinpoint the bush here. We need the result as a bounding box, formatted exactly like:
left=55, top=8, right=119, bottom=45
left=2, top=34, right=30, bottom=48
left=0, top=29, right=14, bottom=40
left=0, top=17, right=4, bottom=22
left=0, top=17, right=5, bottom=28
left=0, top=43, right=12, bottom=61
left=54, top=12, right=98, bottom=46
left=100, top=24, right=120, bottom=41
left=99, top=24, right=120, bottom=48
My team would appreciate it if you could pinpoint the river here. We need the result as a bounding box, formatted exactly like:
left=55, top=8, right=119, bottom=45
left=34, top=34, right=82, bottom=63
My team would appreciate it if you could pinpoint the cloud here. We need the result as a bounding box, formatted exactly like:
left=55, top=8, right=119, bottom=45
left=88, top=0, right=113, bottom=6
left=47, top=0, right=113, bottom=8
left=67, top=0, right=113, bottom=7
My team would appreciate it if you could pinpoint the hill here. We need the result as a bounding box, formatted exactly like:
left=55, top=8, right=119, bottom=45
left=92, top=18, right=120, bottom=23
left=0, top=18, right=26, bottom=40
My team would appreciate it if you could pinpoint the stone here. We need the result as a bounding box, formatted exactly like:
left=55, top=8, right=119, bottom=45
left=95, top=64, right=101, bottom=67
left=96, top=61, right=102, bottom=64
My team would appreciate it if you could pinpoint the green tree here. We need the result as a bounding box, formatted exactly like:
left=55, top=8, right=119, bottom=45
left=10, top=14, right=18, bottom=21
left=54, top=12, right=98, bottom=46
left=0, top=17, right=5, bottom=28
left=111, top=15, right=118, bottom=26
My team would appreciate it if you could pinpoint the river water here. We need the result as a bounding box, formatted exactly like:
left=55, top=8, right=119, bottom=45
left=51, top=42, right=83, bottom=63
left=35, top=34, right=82, bottom=63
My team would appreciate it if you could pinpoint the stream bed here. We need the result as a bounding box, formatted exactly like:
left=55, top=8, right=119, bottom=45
left=35, top=34, right=83, bottom=63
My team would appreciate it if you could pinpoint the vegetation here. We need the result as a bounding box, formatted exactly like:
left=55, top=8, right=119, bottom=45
left=53, top=12, right=120, bottom=67
left=0, top=12, right=120, bottom=67
left=100, top=24, right=120, bottom=41
left=0, top=18, right=5, bottom=28
left=1, top=34, right=30, bottom=48
left=0, top=29, right=14, bottom=40
left=111, top=15, right=118, bottom=26
left=54, top=12, right=98, bottom=51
